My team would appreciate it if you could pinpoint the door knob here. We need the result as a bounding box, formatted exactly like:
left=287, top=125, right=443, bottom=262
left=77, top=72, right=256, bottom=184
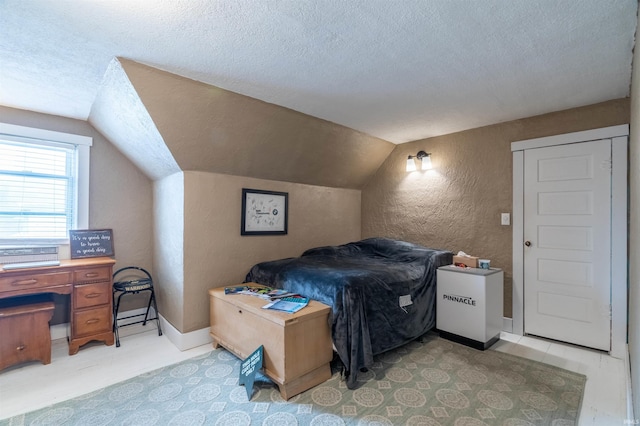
left=524, top=241, right=532, bottom=247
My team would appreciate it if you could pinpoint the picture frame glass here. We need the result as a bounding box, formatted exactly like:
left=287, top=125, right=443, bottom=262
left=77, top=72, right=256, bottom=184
left=242, top=189, right=288, bottom=235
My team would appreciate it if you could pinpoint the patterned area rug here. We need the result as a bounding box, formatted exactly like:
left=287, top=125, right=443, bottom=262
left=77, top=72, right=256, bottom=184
left=1, top=333, right=585, bottom=425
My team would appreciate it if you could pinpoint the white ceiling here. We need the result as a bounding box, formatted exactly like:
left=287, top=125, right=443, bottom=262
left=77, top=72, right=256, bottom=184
left=0, top=1, right=636, bottom=144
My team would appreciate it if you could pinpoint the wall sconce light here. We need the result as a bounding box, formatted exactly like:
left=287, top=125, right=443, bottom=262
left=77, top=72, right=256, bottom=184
left=406, top=151, right=432, bottom=172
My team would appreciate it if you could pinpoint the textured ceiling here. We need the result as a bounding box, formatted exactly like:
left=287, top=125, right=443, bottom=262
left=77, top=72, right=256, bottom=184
left=0, top=1, right=636, bottom=143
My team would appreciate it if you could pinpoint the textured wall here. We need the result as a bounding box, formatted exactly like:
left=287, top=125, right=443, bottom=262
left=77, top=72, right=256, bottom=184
left=89, top=58, right=180, bottom=181
left=362, top=99, right=630, bottom=318
left=90, top=58, right=376, bottom=333
left=0, top=106, right=154, bottom=322
left=152, top=170, right=361, bottom=333
left=181, top=171, right=361, bottom=332
left=153, top=173, right=186, bottom=331
left=119, top=58, right=394, bottom=190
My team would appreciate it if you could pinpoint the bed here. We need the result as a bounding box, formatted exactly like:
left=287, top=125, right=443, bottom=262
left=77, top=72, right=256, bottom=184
left=244, top=237, right=453, bottom=388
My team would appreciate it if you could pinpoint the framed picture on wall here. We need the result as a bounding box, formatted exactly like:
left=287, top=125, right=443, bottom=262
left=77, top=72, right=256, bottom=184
left=241, top=188, right=288, bottom=235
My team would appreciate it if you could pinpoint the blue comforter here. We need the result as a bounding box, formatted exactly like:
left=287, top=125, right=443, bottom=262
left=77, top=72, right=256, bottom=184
left=244, top=237, right=453, bottom=388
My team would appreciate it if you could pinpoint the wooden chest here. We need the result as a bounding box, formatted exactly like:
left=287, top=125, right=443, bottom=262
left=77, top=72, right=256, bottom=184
left=208, top=285, right=333, bottom=399
left=0, top=298, right=55, bottom=371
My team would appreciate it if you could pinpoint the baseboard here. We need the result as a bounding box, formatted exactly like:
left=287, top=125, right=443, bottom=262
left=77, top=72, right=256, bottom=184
left=54, top=312, right=511, bottom=348
left=159, top=314, right=212, bottom=351
left=51, top=323, right=68, bottom=341
left=625, top=344, right=636, bottom=423
left=50, top=308, right=213, bottom=352
left=502, top=317, right=513, bottom=333
left=51, top=307, right=156, bottom=341
left=116, top=306, right=157, bottom=326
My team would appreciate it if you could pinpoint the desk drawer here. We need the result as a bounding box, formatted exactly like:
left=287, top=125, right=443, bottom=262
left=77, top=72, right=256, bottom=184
left=74, top=267, right=111, bottom=283
left=73, top=305, right=111, bottom=337
left=0, top=271, right=72, bottom=293
left=74, top=281, right=111, bottom=309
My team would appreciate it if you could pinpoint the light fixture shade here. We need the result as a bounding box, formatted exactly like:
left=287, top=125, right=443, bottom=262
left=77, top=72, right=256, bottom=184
left=406, top=156, right=417, bottom=172
left=421, top=154, right=432, bottom=170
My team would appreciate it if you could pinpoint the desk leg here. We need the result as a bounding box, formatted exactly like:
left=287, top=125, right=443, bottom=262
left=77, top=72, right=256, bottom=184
left=68, top=339, right=79, bottom=356
left=68, top=331, right=115, bottom=355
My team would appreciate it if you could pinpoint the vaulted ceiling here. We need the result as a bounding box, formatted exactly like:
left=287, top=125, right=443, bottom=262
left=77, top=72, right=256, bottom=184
left=1, top=1, right=636, bottom=145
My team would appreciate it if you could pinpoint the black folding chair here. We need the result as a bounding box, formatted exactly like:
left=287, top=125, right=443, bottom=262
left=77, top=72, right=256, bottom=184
left=112, top=266, right=162, bottom=347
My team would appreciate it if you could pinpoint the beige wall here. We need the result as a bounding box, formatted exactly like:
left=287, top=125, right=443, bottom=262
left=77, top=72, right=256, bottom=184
left=153, top=172, right=186, bottom=331
left=3, top=93, right=634, bottom=356
left=362, top=98, right=630, bottom=318
left=628, top=9, right=640, bottom=417
left=158, top=171, right=361, bottom=333
left=0, top=105, right=154, bottom=321
left=117, top=59, right=394, bottom=189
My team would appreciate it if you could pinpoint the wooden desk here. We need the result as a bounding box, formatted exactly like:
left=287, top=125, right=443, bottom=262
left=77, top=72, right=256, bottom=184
left=0, top=258, right=116, bottom=355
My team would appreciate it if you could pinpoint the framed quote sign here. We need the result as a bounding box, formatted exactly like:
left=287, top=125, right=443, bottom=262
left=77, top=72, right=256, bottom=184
left=69, top=229, right=115, bottom=259
left=241, top=188, right=288, bottom=236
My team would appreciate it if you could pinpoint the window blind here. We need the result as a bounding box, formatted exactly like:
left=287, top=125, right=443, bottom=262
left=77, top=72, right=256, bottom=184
left=0, top=139, right=77, bottom=241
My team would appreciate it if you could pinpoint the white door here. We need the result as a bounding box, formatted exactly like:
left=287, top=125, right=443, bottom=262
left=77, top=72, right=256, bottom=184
left=523, top=139, right=611, bottom=351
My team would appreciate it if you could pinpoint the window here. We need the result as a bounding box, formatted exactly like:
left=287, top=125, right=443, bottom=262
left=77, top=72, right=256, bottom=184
left=0, top=123, right=91, bottom=244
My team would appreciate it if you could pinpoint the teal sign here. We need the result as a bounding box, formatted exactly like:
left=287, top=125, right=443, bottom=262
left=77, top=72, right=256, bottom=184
left=239, top=345, right=263, bottom=400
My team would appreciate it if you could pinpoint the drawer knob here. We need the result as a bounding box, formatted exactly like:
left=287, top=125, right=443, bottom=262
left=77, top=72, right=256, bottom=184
left=86, top=319, right=100, bottom=324
left=85, top=293, right=101, bottom=299
left=16, top=345, right=25, bottom=351
left=85, top=273, right=99, bottom=278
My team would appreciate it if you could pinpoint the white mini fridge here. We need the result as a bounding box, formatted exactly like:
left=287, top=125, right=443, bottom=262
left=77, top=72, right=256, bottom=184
left=436, top=265, right=503, bottom=350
